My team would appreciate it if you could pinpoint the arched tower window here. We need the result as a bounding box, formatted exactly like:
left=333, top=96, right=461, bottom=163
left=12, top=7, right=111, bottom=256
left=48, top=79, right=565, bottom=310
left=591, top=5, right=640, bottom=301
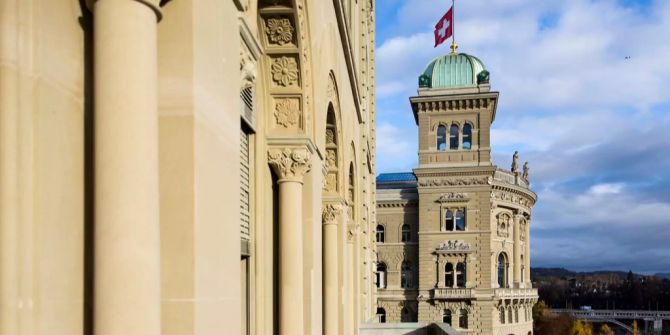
left=456, top=262, right=466, bottom=288
left=462, top=123, right=472, bottom=149
left=507, top=306, right=513, bottom=324
left=498, top=253, right=508, bottom=288
left=376, top=263, right=387, bottom=289
left=437, top=125, right=447, bottom=151
left=376, top=225, right=385, bottom=243
left=459, top=309, right=468, bottom=329
left=347, top=163, right=354, bottom=220
left=449, top=124, right=459, bottom=150
left=377, top=307, right=386, bottom=323
left=500, top=308, right=505, bottom=324
left=401, top=224, right=410, bottom=242
left=445, top=210, right=454, bottom=231
left=401, top=261, right=412, bottom=288
left=443, top=310, right=452, bottom=325
left=455, top=210, right=466, bottom=231
left=445, top=263, right=454, bottom=287
left=325, top=107, right=339, bottom=193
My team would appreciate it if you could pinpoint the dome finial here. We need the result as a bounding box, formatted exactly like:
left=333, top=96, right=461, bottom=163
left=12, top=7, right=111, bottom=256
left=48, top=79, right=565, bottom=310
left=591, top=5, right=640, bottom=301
left=450, top=42, right=458, bottom=55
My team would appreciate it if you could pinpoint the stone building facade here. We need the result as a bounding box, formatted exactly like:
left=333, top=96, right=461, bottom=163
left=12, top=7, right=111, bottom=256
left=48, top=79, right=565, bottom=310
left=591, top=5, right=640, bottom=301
left=0, top=1, right=376, bottom=335
left=375, top=53, right=538, bottom=335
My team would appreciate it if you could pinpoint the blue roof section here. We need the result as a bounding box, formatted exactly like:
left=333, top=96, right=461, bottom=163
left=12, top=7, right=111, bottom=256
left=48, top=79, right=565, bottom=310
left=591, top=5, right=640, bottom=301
left=376, top=172, right=417, bottom=183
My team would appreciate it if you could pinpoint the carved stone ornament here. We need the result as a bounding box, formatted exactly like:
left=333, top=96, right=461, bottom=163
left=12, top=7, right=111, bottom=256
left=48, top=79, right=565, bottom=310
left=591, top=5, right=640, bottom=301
left=265, top=17, right=294, bottom=46
left=437, top=192, right=469, bottom=203
left=324, top=173, right=337, bottom=193
left=326, top=149, right=336, bottom=169
left=322, top=204, right=341, bottom=225
left=274, top=98, right=300, bottom=128
left=267, top=148, right=311, bottom=181
left=497, top=214, right=511, bottom=238
left=419, top=177, right=491, bottom=187
left=271, top=56, right=299, bottom=87
left=326, top=128, right=335, bottom=145
left=436, top=240, right=472, bottom=253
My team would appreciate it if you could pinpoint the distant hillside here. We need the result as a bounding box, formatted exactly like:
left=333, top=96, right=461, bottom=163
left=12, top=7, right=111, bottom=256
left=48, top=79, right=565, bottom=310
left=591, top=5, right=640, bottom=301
left=656, top=273, right=670, bottom=279
left=531, top=267, right=651, bottom=280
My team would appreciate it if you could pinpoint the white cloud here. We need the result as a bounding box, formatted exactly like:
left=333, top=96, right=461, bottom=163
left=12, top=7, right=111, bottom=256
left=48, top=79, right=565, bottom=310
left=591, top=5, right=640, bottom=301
left=588, top=183, right=624, bottom=195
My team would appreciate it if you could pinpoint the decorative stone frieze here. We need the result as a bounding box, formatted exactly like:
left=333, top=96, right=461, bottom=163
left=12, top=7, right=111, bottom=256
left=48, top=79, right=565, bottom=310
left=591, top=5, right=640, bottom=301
left=273, top=98, right=301, bottom=128
left=437, top=192, right=469, bottom=202
left=265, top=17, right=295, bottom=46
left=436, top=240, right=472, bottom=253
left=267, top=147, right=311, bottom=181
left=270, top=56, right=300, bottom=87
left=419, top=177, right=491, bottom=187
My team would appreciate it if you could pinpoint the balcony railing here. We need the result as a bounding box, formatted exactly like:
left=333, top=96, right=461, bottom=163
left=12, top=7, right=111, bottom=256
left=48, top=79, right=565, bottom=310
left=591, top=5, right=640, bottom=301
left=493, top=169, right=528, bottom=188
left=432, top=288, right=473, bottom=300
left=494, top=288, right=538, bottom=299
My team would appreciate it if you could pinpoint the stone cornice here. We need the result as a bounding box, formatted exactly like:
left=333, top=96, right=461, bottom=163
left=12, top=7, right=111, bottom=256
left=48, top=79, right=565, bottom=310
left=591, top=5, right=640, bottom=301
left=414, top=166, right=496, bottom=179
left=491, top=183, right=537, bottom=205
left=409, top=92, right=499, bottom=124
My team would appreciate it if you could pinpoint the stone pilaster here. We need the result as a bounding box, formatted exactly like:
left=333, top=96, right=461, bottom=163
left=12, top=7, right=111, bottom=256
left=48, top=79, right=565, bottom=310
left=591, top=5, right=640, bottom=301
left=91, top=0, right=162, bottom=334
left=322, top=203, right=341, bottom=335
left=513, top=214, right=522, bottom=287
left=268, top=147, right=311, bottom=335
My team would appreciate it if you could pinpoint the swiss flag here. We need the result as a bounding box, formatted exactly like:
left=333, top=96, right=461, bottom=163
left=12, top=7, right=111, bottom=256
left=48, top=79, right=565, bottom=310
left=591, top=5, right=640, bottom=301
left=434, top=7, right=453, bottom=47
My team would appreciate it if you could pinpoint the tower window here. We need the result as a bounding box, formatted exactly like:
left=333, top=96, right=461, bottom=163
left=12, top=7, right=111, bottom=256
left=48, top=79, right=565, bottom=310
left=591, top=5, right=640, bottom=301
left=445, top=263, right=454, bottom=287
left=437, top=125, right=447, bottom=151
left=456, top=262, right=466, bottom=288
left=443, top=310, right=452, bottom=325
left=445, top=210, right=454, bottom=231
left=376, top=225, right=385, bottom=243
left=463, top=123, right=472, bottom=149
left=377, top=308, right=386, bottom=323
left=449, top=124, right=459, bottom=150
left=401, top=224, right=411, bottom=242
left=376, top=263, right=387, bottom=289
left=401, top=261, right=412, bottom=288
left=459, top=309, right=468, bottom=329
left=455, top=210, right=466, bottom=231
left=498, top=253, right=508, bottom=288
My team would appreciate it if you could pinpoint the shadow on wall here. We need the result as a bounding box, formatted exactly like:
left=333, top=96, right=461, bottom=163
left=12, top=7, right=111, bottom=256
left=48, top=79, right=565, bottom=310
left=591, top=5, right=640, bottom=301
left=359, top=322, right=462, bottom=335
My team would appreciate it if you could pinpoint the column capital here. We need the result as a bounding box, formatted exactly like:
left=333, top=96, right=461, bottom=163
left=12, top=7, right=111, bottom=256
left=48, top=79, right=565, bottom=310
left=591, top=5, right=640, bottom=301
left=268, top=147, right=312, bottom=182
left=86, top=0, right=163, bottom=21
left=322, top=204, right=342, bottom=226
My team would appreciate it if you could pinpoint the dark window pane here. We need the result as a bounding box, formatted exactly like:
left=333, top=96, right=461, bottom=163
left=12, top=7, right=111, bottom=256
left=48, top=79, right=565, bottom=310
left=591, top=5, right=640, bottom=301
left=437, top=126, right=447, bottom=151
left=445, top=210, right=454, bottom=231
left=450, top=125, right=459, bottom=150
left=463, top=123, right=472, bottom=150
left=455, top=210, right=465, bottom=231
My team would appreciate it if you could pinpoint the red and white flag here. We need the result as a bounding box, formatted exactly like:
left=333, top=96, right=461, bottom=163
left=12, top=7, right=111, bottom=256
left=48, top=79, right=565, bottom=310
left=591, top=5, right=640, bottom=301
left=434, top=7, right=453, bottom=47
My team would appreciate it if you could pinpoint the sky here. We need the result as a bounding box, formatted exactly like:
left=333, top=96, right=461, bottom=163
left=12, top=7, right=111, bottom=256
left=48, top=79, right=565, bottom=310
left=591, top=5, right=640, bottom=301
left=374, top=0, right=670, bottom=274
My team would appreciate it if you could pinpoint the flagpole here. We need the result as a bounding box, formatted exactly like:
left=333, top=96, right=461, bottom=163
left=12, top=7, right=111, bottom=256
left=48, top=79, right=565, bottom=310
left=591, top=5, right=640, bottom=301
left=451, top=0, right=458, bottom=54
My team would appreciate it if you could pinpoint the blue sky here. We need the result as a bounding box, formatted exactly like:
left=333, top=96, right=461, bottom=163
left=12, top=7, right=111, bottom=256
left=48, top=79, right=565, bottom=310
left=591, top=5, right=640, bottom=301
left=374, top=0, right=670, bottom=274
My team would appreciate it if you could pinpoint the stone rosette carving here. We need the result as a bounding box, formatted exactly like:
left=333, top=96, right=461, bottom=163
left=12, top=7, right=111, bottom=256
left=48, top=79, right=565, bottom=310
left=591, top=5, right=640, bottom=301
left=437, top=192, right=469, bottom=203
left=265, top=17, right=294, bottom=46
left=267, top=148, right=311, bottom=181
left=436, top=240, right=472, bottom=253
left=270, top=56, right=299, bottom=87
left=273, top=98, right=300, bottom=128
left=322, top=204, right=341, bottom=225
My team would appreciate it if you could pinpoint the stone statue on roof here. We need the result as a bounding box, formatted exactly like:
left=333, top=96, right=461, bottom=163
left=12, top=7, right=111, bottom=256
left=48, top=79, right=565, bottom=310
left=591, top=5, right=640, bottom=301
left=511, top=151, right=519, bottom=174
left=522, top=162, right=529, bottom=181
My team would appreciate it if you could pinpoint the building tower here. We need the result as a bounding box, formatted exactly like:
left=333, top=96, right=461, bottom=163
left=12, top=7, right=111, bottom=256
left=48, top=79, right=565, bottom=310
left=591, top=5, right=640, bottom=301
left=375, top=53, right=538, bottom=335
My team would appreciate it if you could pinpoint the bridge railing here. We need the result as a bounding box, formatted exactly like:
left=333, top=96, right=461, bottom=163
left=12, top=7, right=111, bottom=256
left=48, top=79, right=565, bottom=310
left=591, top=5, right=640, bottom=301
left=551, top=309, right=670, bottom=320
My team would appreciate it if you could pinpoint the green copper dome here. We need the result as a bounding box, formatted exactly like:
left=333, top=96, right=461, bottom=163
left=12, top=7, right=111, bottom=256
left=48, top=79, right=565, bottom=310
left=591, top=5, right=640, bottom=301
left=418, top=53, right=489, bottom=89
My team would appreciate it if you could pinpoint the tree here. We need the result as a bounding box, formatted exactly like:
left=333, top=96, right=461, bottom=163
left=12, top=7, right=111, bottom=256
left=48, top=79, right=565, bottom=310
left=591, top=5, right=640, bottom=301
left=598, top=324, right=614, bottom=335
left=570, top=320, right=593, bottom=335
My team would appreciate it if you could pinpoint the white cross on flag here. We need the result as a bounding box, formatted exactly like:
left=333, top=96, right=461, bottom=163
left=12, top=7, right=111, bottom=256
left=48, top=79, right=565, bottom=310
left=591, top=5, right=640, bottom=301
left=434, top=6, right=454, bottom=47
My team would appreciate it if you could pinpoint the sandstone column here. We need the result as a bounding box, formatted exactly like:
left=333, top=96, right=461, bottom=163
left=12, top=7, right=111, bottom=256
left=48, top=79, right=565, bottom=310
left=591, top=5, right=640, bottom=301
left=269, top=147, right=311, bottom=335
left=513, top=214, right=522, bottom=288
left=322, top=204, right=341, bottom=335
left=346, top=225, right=356, bottom=335
left=437, top=257, right=444, bottom=288
left=91, top=0, right=162, bottom=333
left=452, top=262, right=457, bottom=289
left=525, top=219, right=531, bottom=283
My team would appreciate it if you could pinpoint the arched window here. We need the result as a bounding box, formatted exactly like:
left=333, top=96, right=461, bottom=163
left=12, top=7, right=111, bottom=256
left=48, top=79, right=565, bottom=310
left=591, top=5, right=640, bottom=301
left=445, top=263, right=454, bottom=288
left=462, top=123, right=472, bottom=149
left=521, top=255, right=525, bottom=283
left=445, top=210, right=454, bottom=231
left=507, top=306, right=513, bottom=324
left=455, top=210, right=466, bottom=231
left=498, top=253, right=508, bottom=288
left=459, top=309, right=468, bottom=329
left=456, top=262, right=466, bottom=288
left=401, top=307, right=411, bottom=322
left=437, top=125, right=447, bottom=151
left=514, top=308, right=519, bottom=323
left=401, top=224, right=410, bottom=242
left=401, top=261, right=412, bottom=288
left=500, top=308, right=505, bottom=324
left=376, top=263, right=387, bottom=289
left=449, top=124, right=459, bottom=150
left=376, top=225, right=385, bottom=243
left=443, top=310, right=452, bottom=325
left=377, top=307, right=386, bottom=323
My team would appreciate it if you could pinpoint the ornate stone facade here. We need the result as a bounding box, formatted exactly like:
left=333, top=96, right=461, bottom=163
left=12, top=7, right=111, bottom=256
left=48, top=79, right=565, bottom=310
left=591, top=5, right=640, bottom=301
left=0, top=1, right=376, bottom=335
left=376, top=53, right=538, bottom=334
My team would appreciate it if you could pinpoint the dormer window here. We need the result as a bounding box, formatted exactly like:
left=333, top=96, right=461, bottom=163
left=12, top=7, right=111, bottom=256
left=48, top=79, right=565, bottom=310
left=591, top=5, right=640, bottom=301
left=437, top=125, right=447, bottom=151
left=463, top=123, right=472, bottom=150
left=449, top=124, right=459, bottom=150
